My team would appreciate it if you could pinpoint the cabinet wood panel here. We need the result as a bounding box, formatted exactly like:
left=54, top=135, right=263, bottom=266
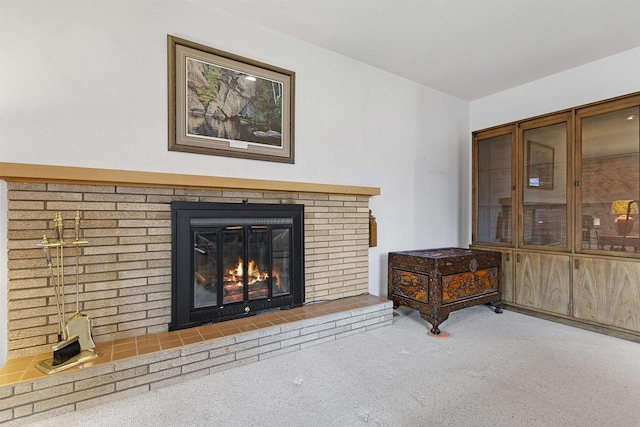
left=502, top=250, right=514, bottom=303
left=515, top=252, right=570, bottom=315
left=573, top=257, right=640, bottom=332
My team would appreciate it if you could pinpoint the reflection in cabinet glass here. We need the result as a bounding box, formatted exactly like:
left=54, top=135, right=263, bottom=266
left=521, top=121, right=569, bottom=248
left=579, top=105, right=640, bottom=254
left=475, top=131, right=513, bottom=244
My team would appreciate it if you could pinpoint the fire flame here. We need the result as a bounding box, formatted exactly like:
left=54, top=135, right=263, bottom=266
left=225, top=258, right=269, bottom=286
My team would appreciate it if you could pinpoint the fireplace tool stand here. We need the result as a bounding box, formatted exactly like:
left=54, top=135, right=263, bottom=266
left=36, top=211, right=100, bottom=375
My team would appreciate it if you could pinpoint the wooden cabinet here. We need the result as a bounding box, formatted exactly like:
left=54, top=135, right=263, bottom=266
left=514, top=252, right=570, bottom=315
left=472, top=92, right=640, bottom=340
left=573, top=256, right=640, bottom=333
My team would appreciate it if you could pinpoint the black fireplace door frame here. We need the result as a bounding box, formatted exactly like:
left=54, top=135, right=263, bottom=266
left=170, top=201, right=304, bottom=330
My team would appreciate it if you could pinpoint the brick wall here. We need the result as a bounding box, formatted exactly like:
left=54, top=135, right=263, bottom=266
left=6, top=182, right=370, bottom=358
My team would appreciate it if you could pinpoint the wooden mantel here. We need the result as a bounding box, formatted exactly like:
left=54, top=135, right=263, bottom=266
left=0, top=162, right=380, bottom=196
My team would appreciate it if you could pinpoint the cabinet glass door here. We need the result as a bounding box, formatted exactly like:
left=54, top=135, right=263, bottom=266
left=520, top=115, right=570, bottom=249
left=474, top=128, right=514, bottom=244
left=578, top=100, right=640, bottom=254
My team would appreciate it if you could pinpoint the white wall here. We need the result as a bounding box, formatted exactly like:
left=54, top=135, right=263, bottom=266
left=470, top=47, right=640, bottom=131
left=0, top=1, right=469, bottom=362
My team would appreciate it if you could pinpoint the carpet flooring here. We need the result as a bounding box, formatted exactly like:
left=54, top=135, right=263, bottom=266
left=26, top=305, right=640, bottom=426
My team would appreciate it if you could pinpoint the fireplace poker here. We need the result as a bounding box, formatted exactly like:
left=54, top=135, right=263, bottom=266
left=74, top=211, right=80, bottom=313
left=41, top=235, right=64, bottom=341
left=54, top=212, right=66, bottom=335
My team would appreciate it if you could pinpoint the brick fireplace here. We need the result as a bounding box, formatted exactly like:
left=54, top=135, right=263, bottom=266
left=1, top=163, right=380, bottom=359
left=0, top=163, right=391, bottom=424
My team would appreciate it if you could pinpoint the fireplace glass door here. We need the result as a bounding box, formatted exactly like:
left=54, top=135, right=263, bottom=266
left=172, top=201, right=304, bottom=330
left=192, top=218, right=294, bottom=310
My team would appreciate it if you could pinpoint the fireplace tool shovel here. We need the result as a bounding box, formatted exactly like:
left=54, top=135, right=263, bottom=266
left=64, top=211, right=96, bottom=351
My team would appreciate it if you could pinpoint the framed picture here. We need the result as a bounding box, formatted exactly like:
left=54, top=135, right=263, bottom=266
left=168, top=35, right=295, bottom=163
left=526, top=141, right=554, bottom=190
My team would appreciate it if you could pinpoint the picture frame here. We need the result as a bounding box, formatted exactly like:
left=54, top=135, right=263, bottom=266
left=168, top=35, right=295, bottom=163
left=526, top=141, right=554, bottom=190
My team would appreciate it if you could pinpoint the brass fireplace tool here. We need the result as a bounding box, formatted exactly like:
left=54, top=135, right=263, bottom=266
left=36, top=211, right=100, bottom=375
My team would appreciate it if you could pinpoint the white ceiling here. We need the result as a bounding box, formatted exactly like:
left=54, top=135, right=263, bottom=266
left=197, top=0, right=640, bottom=100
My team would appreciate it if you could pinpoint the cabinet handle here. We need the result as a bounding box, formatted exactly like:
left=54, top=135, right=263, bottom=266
left=505, top=253, right=510, bottom=262
left=574, top=259, right=580, bottom=269
left=516, top=253, right=520, bottom=262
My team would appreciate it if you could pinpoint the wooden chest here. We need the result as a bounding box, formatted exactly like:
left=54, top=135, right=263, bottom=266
left=388, top=247, right=502, bottom=334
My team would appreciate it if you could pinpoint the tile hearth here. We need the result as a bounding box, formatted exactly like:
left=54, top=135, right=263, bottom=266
left=0, top=295, right=392, bottom=424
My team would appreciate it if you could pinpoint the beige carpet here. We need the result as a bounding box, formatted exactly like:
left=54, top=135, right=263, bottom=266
left=26, top=305, right=640, bottom=426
